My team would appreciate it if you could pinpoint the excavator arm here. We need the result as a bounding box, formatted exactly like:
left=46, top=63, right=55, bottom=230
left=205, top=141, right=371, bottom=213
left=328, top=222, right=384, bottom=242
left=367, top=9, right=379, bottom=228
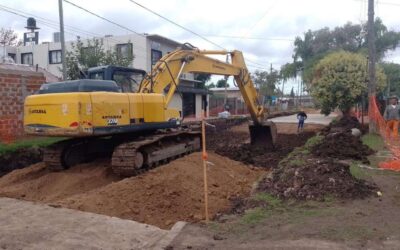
left=139, top=45, right=276, bottom=146
left=139, top=47, right=264, bottom=124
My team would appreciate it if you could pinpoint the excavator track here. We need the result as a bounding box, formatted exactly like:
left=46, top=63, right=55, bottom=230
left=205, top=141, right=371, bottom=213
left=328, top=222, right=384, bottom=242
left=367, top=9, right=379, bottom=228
left=43, top=139, right=88, bottom=171
left=111, top=131, right=201, bottom=177
left=43, top=130, right=201, bottom=177
left=43, top=138, right=115, bottom=171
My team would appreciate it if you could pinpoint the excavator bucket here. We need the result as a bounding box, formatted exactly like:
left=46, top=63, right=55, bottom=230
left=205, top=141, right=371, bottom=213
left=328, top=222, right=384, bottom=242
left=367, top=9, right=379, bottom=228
left=249, top=121, right=277, bottom=149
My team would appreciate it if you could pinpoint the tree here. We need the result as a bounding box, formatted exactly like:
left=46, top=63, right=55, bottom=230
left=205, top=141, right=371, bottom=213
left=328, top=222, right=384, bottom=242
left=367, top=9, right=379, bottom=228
left=194, top=73, right=211, bottom=89
left=0, top=28, right=22, bottom=46
left=381, top=62, right=400, bottom=96
left=65, top=37, right=134, bottom=80
left=206, top=82, right=216, bottom=89
left=311, top=51, right=386, bottom=115
left=252, top=70, right=280, bottom=97
left=287, top=19, right=400, bottom=87
left=216, top=79, right=229, bottom=88
left=290, top=87, right=295, bottom=98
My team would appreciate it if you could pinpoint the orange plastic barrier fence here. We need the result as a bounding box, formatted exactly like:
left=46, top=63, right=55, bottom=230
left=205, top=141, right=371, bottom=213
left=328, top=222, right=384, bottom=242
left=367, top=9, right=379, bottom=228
left=369, top=96, right=400, bottom=171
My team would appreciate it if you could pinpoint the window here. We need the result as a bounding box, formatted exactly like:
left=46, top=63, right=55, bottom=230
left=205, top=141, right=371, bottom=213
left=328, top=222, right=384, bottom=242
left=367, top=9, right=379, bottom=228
left=151, top=49, right=162, bottom=66
left=49, top=50, right=62, bottom=64
left=7, top=53, right=16, bottom=62
left=21, top=53, right=33, bottom=65
left=116, top=43, right=133, bottom=59
left=112, top=70, right=144, bottom=93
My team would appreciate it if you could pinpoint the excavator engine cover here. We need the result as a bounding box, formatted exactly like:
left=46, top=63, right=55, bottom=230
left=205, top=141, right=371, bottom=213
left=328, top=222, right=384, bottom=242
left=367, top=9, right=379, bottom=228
left=249, top=121, right=277, bottom=149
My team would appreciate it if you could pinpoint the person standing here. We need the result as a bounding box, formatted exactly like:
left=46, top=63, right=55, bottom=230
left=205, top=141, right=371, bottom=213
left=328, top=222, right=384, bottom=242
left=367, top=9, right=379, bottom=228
left=384, top=96, right=400, bottom=138
left=297, top=110, right=308, bottom=133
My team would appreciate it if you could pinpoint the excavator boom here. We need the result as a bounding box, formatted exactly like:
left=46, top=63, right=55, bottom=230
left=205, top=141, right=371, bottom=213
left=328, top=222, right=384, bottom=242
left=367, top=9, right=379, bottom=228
left=139, top=45, right=276, bottom=146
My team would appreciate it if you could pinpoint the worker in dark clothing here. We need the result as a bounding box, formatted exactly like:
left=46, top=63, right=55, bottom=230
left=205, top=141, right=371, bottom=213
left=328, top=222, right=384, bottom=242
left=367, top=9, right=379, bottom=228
left=297, top=111, right=308, bottom=133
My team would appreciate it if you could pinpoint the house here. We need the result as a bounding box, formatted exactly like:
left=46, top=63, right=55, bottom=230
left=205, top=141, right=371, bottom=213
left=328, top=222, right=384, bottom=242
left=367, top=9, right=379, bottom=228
left=0, top=33, right=209, bottom=118
left=209, top=87, right=249, bottom=116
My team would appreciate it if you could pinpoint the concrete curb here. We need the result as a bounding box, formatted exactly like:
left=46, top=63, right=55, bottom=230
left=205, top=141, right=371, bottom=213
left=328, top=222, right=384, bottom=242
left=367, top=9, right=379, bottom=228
left=154, top=221, right=187, bottom=249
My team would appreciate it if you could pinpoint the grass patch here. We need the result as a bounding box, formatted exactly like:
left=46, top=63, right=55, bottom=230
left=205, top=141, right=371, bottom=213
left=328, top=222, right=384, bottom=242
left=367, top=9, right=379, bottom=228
left=349, top=162, right=369, bottom=180
left=303, top=135, right=324, bottom=149
left=0, top=137, right=63, bottom=156
left=278, top=135, right=323, bottom=167
left=241, top=208, right=271, bottom=225
left=362, top=133, right=385, bottom=151
left=253, top=193, right=282, bottom=207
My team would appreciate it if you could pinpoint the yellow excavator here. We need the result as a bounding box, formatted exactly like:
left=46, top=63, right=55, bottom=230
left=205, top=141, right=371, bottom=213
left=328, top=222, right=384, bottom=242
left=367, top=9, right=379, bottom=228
left=24, top=44, right=276, bottom=176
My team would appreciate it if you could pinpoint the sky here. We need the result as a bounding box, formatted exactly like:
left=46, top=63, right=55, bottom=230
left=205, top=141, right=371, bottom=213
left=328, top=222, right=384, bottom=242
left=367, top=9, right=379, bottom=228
left=1, top=0, right=400, bottom=93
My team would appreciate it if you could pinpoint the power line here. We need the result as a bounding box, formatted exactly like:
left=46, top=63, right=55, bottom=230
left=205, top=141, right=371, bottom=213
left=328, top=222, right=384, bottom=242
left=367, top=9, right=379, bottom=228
left=0, top=5, right=149, bottom=60
left=203, top=34, right=294, bottom=41
left=0, top=4, right=98, bottom=39
left=0, top=4, right=128, bottom=44
left=127, top=0, right=225, bottom=50
left=240, top=0, right=280, bottom=39
left=126, top=0, right=277, bottom=70
left=63, top=0, right=144, bottom=37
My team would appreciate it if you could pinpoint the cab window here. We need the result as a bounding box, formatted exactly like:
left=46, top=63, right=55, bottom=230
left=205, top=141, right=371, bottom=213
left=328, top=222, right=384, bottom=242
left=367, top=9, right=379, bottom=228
left=112, top=71, right=144, bottom=93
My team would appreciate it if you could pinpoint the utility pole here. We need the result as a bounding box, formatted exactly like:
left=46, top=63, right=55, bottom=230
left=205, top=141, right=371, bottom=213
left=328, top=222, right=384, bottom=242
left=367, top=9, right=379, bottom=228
left=368, top=0, right=377, bottom=132
left=387, top=78, right=391, bottom=105
left=58, top=0, right=67, bottom=80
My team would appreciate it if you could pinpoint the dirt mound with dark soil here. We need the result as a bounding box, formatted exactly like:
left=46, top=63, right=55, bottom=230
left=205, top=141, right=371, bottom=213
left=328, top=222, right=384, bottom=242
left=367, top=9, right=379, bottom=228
left=332, top=116, right=361, bottom=129
left=212, top=132, right=315, bottom=169
left=0, top=147, right=43, bottom=177
left=311, top=132, right=374, bottom=163
left=0, top=153, right=262, bottom=229
left=257, top=157, right=377, bottom=200
left=321, top=116, right=366, bottom=134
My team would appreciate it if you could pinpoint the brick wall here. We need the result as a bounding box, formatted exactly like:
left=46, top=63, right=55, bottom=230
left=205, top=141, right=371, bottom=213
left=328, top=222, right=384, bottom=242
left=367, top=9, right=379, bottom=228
left=0, top=69, right=44, bottom=143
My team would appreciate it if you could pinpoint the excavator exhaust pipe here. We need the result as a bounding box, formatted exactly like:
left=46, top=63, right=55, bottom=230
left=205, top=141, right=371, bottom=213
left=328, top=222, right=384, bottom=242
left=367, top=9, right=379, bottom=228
left=249, top=121, right=277, bottom=149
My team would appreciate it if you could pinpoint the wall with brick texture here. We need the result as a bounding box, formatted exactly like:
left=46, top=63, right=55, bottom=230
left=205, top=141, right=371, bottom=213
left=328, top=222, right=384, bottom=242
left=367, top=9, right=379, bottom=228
left=0, top=69, right=45, bottom=143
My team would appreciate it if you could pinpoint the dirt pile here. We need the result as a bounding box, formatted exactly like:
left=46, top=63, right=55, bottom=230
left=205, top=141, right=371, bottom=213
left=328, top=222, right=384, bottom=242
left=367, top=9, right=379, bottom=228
left=213, top=132, right=315, bottom=168
left=0, top=153, right=262, bottom=229
left=256, top=116, right=377, bottom=201
left=311, top=132, right=374, bottom=163
left=0, top=147, right=43, bottom=177
left=0, top=160, right=120, bottom=202
left=257, top=157, right=377, bottom=200
left=321, top=116, right=365, bottom=134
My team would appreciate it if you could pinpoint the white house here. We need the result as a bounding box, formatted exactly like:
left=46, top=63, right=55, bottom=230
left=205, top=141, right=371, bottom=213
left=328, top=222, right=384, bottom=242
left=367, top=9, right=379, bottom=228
left=0, top=33, right=209, bottom=118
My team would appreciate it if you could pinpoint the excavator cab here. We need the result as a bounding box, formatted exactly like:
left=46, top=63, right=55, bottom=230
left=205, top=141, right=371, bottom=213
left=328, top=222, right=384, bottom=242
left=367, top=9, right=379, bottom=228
left=87, top=66, right=146, bottom=93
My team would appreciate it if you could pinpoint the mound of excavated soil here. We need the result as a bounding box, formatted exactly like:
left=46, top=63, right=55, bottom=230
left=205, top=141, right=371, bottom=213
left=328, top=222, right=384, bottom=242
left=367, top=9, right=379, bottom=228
left=332, top=116, right=361, bottom=129
left=321, top=116, right=366, bottom=134
left=0, top=160, right=120, bottom=202
left=311, top=132, right=374, bottom=163
left=257, top=157, right=377, bottom=200
left=0, top=153, right=261, bottom=229
left=58, top=152, right=261, bottom=229
left=213, top=132, right=315, bottom=168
